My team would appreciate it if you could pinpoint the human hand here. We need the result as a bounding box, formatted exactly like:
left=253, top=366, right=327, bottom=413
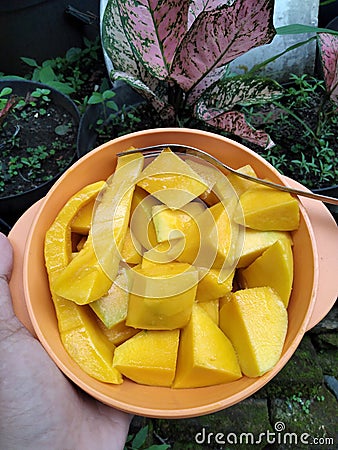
left=0, top=233, right=132, bottom=450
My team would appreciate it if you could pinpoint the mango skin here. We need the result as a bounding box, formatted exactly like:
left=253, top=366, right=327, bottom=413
left=173, top=304, right=242, bottom=388
left=235, top=187, right=300, bottom=231
left=113, top=329, right=180, bottom=387
left=239, top=238, right=294, bottom=307
left=219, top=287, right=288, bottom=378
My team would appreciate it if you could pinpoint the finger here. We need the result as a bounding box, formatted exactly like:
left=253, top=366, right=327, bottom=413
left=0, top=233, right=24, bottom=335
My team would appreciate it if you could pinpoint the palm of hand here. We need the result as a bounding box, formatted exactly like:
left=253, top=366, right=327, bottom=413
left=0, top=234, right=131, bottom=450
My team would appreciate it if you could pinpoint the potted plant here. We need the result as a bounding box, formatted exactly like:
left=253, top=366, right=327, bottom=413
left=99, top=0, right=337, bottom=217
left=0, top=79, right=80, bottom=226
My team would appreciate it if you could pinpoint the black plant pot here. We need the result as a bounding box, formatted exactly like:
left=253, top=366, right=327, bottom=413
left=0, top=0, right=99, bottom=75
left=77, top=83, right=144, bottom=157
left=0, top=79, right=80, bottom=226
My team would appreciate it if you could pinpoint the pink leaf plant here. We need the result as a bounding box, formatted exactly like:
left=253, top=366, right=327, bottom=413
left=102, top=0, right=278, bottom=147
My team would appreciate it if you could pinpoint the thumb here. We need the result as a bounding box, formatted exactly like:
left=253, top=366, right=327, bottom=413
left=0, top=232, right=25, bottom=337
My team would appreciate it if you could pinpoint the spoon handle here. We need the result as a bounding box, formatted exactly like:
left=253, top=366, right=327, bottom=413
left=118, top=145, right=338, bottom=206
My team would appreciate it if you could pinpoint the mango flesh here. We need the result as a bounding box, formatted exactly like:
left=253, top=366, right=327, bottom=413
left=239, top=238, right=294, bottom=307
left=130, top=186, right=159, bottom=249
left=90, top=268, right=130, bottom=328
left=237, top=229, right=292, bottom=268
left=126, top=263, right=198, bottom=330
left=91, top=152, right=144, bottom=282
left=113, top=329, right=180, bottom=387
left=44, top=182, right=122, bottom=384
left=121, top=227, right=142, bottom=264
left=195, top=268, right=234, bottom=302
left=226, top=164, right=259, bottom=196
left=152, top=201, right=205, bottom=243
left=137, top=148, right=208, bottom=208
left=95, top=319, right=139, bottom=346
left=173, top=304, right=242, bottom=388
left=219, top=287, right=288, bottom=377
left=71, top=199, right=95, bottom=234
left=234, top=187, right=300, bottom=231
left=198, top=299, right=219, bottom=324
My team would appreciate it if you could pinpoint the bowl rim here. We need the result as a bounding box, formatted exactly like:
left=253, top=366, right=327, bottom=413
left=22, top=128, right=319, bottom=418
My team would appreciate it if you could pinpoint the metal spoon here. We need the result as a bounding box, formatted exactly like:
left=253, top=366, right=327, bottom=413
left=117, top=144, right=338, bottom=206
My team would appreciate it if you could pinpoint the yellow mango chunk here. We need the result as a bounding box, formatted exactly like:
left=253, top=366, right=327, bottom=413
left=113, top=329, right=180, bottom=387
left=44, top=182, right=122, bottom=384
left=53, top=233, right=112, bottom=304
left=226, top=164, right=259, bottom=196
left=121, top=227, right=142, bottom=264
left=239, top=238, right=294, bottom=307
left=196, top=268, right=234, bottom=302
left=45, top=181, right=105, bottom=284
left=137, top=148, right=208, bottom=208
left=130, top=186, right=159, bottom=249
left=219, top=287, right=288, bottom=377
left=95, top=319, right=139, bottom=346
left=126, top=263, right=198, bottom=330
left=198, top=299, right=219, bottom=324
left=237, top=229, right=292, bottom=268
left=142, top=240, right=184, bottom=266
left=173, top=304, right=242, bottom=388
left=91, top=152, right=144, bottom=282
left=152, top=202, right=205, bottom=243
left=90, top=268, right=130, bottom=328
left=61, top=309, right=122, bottom=384
left=71, top=199, right=95, bottom=234
left=234, top=187, right=300, bottom=231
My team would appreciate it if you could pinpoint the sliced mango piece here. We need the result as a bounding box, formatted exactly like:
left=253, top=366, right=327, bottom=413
left=121, top=227, right=142, bottom=264
left=152, top=201, right=205, bottom=243
left=137, top=148, right=208, bottom=208
left=130, top=186, right=159, bottom=249
left=239, top=238, right=294, bottom=307
left=126, top=263, right=198, bottom=330
left=44, top=183, right=122, bottom=384
left=198, top=298, right=219, bottom=324
left=90, top=268, right=130, bottom=328
left=196, top=268, right=234, bottom=302
left=52, top=233, right=112, bottom=305
left=173, top=304, right=242, bottom=388
left=237, top=229, right=292, bottom=268
left=219, top=287, right=288, bottom=377
left=91, top=152, right=144, bottom=282
left=95, top=319, right=139, bottom=346
left=113, top=329, right=180, bottom=387
left=234, top=187, right=300, bottom=231
left=45, top=181, right=105, bottom=284
left=71, top=199, right=95, bottom=234
left=226, top=164, right=259, bottom=196
left=142, top=240, right=184, bottom=267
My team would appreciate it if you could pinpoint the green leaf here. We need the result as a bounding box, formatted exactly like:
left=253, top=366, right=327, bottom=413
left=55, top=124, right=71, bottom=136
left=88, top=92, right=103, bottom=104
left=0, top=87, right=12, bottom=97
left=102, top=90, right=116, bottom=100
left=39, top=65, right=56, bottom=83
left=131, top=425, right=148, bottom=449
left=20, top=57, right=39, bottom=68
left=276, top=24, right=338, bottom=36
left=46, top=81, right=75, bottom=94
left=146, top=445, right=170, bottom=450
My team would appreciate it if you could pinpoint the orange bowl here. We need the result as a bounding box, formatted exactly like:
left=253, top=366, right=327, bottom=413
left=19, top=128, right=323, bottom=417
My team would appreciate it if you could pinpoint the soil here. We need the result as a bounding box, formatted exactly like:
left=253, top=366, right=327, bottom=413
left=0, top=95, right=77, bottom=198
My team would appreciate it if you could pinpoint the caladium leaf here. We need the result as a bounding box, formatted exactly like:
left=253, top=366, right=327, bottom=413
left=102, top=0, right=140, bottom=78
left=115, top=0, right=189, bottom=79
left=111, top=70, right=176, bottom=121
left=317, top=33, right=338, bottom=104
left=198, top=76, right=284, bottom=110
left=195, top=103, right=273, bottom=148
left=188, top=0, right=232, bottom=28
left=171, top=0, right=275, bottom=92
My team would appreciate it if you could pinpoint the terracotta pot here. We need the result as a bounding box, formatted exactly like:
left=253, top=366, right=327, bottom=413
left=8, top=128, right=338, bottom=418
